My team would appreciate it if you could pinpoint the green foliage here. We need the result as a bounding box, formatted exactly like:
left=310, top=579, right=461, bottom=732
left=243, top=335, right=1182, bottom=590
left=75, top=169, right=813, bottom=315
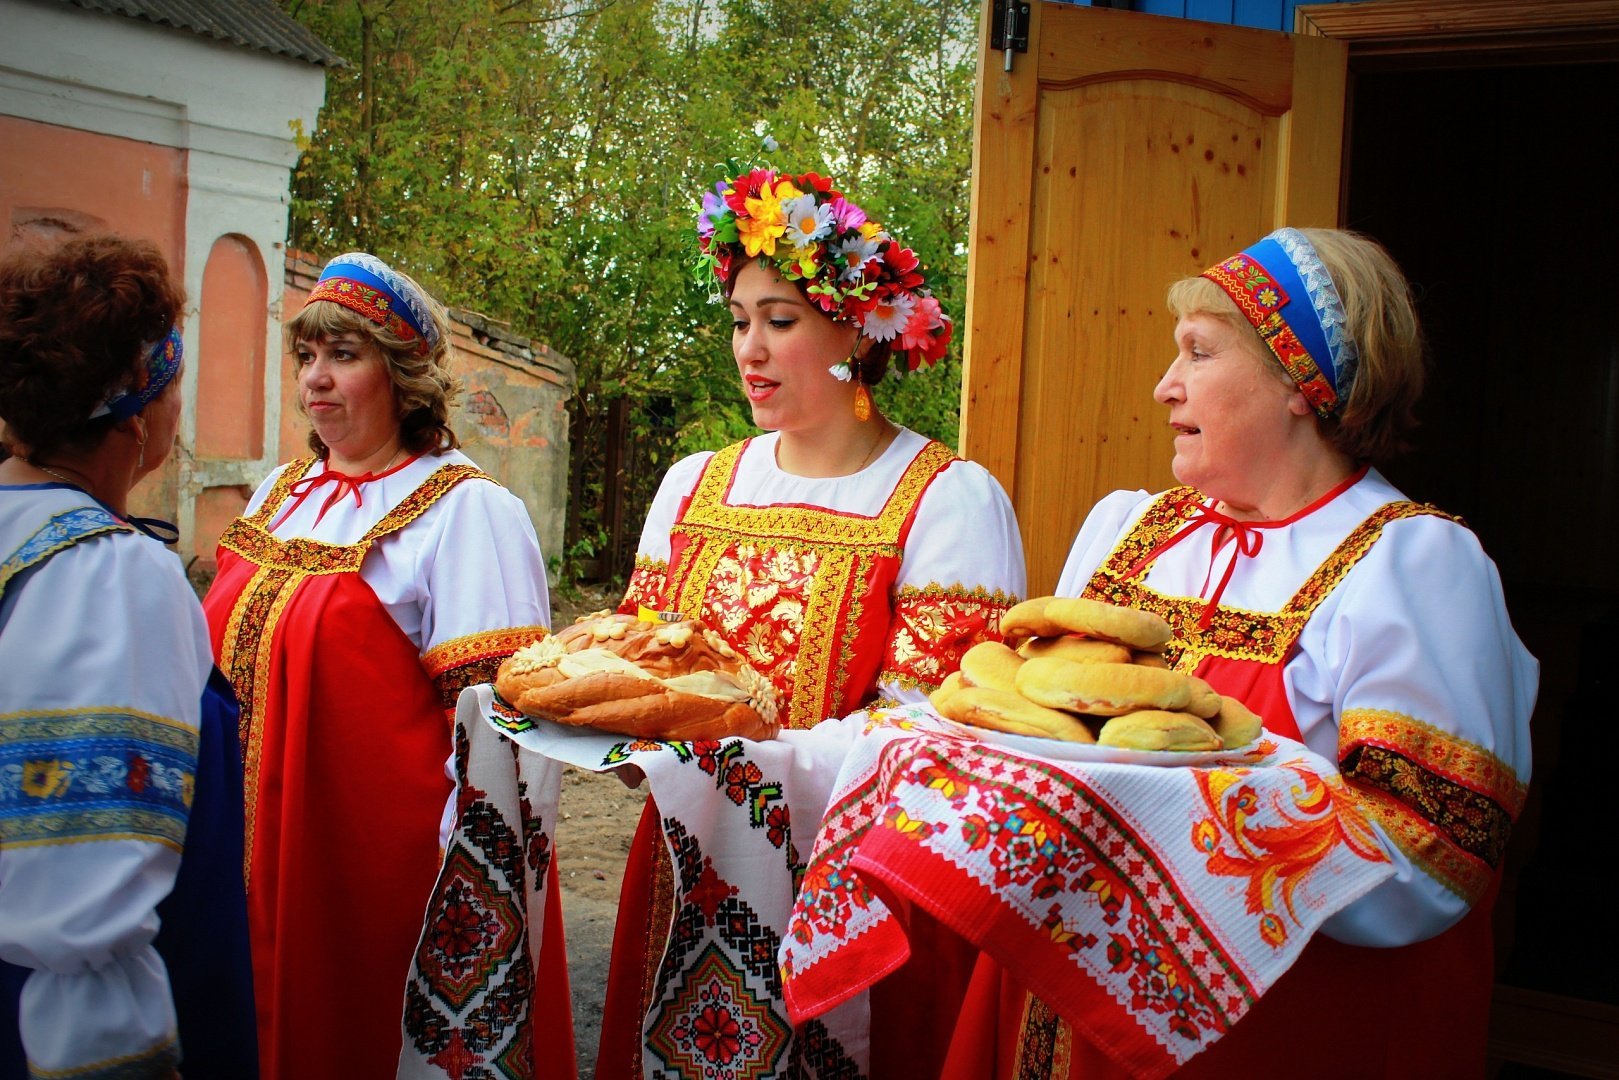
left=283, top=0, right=980, bottom=582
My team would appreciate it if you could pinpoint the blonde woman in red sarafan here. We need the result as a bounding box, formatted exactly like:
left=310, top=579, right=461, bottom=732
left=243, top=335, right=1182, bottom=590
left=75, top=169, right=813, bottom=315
left=941, top=229, right=1536, bottom=1079
left=200, top=252, right=561, bottom=1078
left=582, top=165, right=1027, bottom=1078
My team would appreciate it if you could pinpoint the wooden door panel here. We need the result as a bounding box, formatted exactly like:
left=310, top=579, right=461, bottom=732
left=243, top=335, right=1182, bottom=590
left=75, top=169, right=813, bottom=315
left=1019, top=78, right=1285, bottom=561
left=964, top=2, right=1346, bottom=592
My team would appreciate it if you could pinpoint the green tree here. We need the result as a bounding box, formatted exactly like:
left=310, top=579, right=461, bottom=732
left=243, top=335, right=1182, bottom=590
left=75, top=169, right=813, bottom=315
left=283, top=0, right=980, bottom=583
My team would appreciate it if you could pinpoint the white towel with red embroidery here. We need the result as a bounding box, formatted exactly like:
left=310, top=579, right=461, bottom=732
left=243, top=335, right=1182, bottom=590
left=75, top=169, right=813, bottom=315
left=403, top=684, right=872, bottom=1078
left=779, top=705, right=1399, bottom=1079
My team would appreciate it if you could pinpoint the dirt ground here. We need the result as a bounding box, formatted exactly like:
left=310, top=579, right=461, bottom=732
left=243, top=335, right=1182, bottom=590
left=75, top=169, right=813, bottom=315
left=548, top=585, right=645, bottom=1077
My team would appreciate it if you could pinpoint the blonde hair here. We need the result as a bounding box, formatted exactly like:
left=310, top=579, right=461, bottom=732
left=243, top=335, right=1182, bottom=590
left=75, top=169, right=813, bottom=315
left=1167, top=228, right=1425, bottom=464
left=285, top=270, right=460, bottom=457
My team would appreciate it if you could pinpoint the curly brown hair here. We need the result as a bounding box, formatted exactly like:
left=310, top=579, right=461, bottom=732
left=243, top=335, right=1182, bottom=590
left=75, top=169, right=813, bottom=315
left=285, top=269, right=460, bottom=459
left=0, top=235, right=184, bottom=459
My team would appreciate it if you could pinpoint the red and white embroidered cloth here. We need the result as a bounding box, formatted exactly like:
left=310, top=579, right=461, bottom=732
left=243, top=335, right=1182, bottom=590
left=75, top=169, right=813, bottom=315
left=407, top=684, right=874, bottom=1078
left=779, top=705, right=1398, bottom=1079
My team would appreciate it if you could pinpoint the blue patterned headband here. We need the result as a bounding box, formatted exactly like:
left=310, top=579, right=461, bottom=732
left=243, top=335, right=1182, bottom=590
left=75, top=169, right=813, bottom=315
left=90, top=326, right=183, bottom=420
left=306, top=252, right=438, bottom=354
left=1200, top=228, right=1360, bottom=418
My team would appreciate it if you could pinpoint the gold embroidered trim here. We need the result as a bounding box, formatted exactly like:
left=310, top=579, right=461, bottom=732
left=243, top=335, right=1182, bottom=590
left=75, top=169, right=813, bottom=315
left=1011, top=992, right=1070, bottom=1079
left=220, top=460, right=492, bottom=574
left=1346, top=785, right=1495, bottom=904
left=1340, top=708, right=1521, bottom=903
left=247, top=458, right=317, bottom=525
left=221, top=564, right=297, bottom=886
left=675, top=438, right=957, bottom=548
left=421, top=626, right=549, bottom=677
left=422, top=625, right=549, bottom=710
left=1085, top=488, right=1454, bottom=665
left=1340, top=708, right=1526, bottom=816
left=0, top=704, right=195, bottom=730
left=662, top=439, right=958, bottom=729
left=881, top=582, right=1019, bottom=691
left=30, top=1034, right=180, bottom=1079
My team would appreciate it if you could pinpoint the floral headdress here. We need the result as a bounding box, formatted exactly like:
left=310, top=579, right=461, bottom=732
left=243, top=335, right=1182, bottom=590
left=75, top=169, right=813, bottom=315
left=695, top=167, right=952, bottom=375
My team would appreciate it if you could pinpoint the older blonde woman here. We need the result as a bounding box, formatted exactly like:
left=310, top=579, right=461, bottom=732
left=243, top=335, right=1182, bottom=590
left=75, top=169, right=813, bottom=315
left=202, top=253, right=554, bottom=1077
left=945, top=229, right=1536, bottom=1078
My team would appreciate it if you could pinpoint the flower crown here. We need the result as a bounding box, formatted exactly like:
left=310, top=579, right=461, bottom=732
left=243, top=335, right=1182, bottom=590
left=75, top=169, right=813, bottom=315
left=695, top=167, right=952, bottom=373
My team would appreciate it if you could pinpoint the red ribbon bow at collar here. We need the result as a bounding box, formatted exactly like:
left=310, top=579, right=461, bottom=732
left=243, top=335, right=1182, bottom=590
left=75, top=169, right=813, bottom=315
left=1121, top=504, right=1265, bottom=629
left=270, top=454, right=420, bottom=531
left=1118, top=468, right=1368, bottom=630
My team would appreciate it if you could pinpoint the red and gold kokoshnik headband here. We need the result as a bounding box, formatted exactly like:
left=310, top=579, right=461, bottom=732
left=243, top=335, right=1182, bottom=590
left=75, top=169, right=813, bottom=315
left=1200, top=228, right=1360, bottom=418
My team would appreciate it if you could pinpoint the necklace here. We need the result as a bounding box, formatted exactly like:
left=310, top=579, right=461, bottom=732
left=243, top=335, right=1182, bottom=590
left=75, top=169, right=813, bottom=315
left=854, top=420, right=891, bottom=473
left=31, top=460, right=90, bottom=489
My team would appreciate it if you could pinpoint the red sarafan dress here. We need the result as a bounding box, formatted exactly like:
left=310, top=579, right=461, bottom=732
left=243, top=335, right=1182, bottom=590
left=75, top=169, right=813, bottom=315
left=595, top=429, right=1026, bottom=1079
left=204, top=452, right=562, bottom=1078
left=939, top=469, right=1535, bottom=1080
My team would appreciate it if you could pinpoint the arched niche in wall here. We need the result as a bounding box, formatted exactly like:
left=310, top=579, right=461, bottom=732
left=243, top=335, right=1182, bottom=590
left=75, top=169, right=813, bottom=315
left=196, top=233, right=267, bottom=460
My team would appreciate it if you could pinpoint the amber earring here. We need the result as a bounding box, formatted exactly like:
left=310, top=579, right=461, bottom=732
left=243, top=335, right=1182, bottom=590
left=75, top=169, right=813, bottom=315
left=854, top=382, right=872, bottom=422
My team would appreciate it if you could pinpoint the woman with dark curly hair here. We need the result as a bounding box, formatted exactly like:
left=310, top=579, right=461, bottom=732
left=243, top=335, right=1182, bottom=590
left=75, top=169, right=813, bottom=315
left=0, top=235, right=256, bottom=1078
left=201, top=252, right=554, bottom=1076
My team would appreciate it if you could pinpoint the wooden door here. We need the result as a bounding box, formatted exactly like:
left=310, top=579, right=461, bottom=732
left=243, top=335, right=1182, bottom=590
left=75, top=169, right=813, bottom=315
left=962, top=1, right=1347, bottom=592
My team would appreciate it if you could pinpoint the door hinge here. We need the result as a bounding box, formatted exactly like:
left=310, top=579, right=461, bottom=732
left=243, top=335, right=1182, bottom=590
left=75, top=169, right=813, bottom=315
left=992, top=0, right=1031, bottom=71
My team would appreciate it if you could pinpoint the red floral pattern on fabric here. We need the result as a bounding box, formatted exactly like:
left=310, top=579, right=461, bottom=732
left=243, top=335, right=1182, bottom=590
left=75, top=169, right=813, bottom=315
left=787, top=728, right=1241, bottom=1045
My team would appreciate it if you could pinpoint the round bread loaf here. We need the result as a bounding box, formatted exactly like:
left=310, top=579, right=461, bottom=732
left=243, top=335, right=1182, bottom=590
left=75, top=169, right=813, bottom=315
left=1016, top=658, right=1193, bottom=717
left=494, top=614, right=778, bottom=741
left=940, top=686, right=1096, bottom=743
left=1096, top=709, right=1222, bottom=751
left=1017, top=635, right=1132, bottom=666
left=959, top=641, right=1025, bottom=693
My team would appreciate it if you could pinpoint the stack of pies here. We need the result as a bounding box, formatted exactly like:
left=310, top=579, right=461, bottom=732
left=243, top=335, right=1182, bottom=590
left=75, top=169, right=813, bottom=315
left=930, top=597, right=1261, bottom=752
left=495, top=613, right=779, bottom=742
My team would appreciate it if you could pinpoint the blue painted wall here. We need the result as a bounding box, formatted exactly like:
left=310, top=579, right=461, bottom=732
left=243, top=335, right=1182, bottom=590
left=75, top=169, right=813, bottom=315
left=1054, top=0, right=1351, bottom=34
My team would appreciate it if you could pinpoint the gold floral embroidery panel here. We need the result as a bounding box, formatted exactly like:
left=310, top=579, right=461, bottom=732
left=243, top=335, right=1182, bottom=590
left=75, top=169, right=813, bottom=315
left=882, top=583, right=1018, bottom=691
left=621, top=557, right=670, bottom=613
left=666, top=439, right=957, bottom=729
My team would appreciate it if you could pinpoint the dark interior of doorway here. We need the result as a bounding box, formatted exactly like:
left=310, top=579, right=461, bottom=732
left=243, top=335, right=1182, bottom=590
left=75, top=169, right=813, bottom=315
left=1345, top=57, right=1619, bottom=1068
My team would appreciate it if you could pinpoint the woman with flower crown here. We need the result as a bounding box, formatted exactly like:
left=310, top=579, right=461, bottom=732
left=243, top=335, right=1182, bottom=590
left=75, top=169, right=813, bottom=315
left=200, top=253, right=562, bottom=1077
left=591, top=167, right=1027, bottom=1078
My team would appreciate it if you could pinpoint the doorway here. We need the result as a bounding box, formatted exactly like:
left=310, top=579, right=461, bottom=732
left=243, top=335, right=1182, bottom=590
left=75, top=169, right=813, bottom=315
left=1344, top=57, right=1619, bottom=1075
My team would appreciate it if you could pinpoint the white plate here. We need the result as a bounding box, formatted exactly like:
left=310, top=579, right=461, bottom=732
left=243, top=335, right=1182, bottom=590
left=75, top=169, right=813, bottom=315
left=938, top=718, right=1262, bottom=767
